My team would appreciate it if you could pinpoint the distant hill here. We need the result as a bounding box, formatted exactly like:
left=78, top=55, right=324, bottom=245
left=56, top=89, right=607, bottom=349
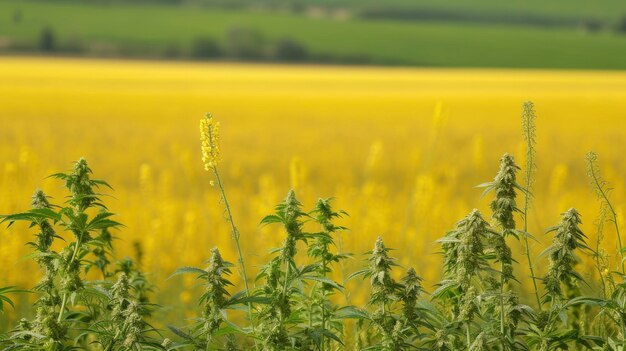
left=2, top=0, right=626, bottom=69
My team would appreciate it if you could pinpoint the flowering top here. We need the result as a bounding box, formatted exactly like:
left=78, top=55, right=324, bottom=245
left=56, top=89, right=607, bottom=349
left=543, top=208, right=589, bottom=300
left=200, top=113, right=221, bottom=171
left=490, top=153, right=521, bottom=235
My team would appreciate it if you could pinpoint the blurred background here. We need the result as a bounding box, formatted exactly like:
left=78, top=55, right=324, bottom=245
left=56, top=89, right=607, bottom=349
left=2, top=0, right=626, bottom=327
left=1, top=0, right=626, bottom=68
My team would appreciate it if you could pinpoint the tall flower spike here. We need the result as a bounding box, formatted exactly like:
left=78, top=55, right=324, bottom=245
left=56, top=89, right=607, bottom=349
left=586, top=151, right=625, bottom=274
left=489, top=153, right=521, bottom=236
left=122, top=301, right=143, bottom=348
left=202, top=248, right=233, bottom=341
left=543, top=208, right=589, bottom=302
left=369, top=237, right=400, bottom=305
left=482, top=154, right=520, bottom=284
left=200, top=113, right=221, bottom=171
left=281, top=190, right=304, bottom=261
left=401, top=267, right=424, bottom=325
left=521, top=101, right=542, bottom=308
left=31, top=189, right=57, bottom=289
left=32, top=189, right=53, bottom=247
left=110, top=273, right=130, bottom=325
left=454, top=210, right=490, bottom=290
left=55, top=157, right=98, bottom=211
left=198, top=113, right=254, bottom=336
left=458, top=286, right=478, bottom=322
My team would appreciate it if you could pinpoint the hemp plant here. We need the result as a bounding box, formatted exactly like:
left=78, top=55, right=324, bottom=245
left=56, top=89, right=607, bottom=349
left=582, top=152, right=626, bottom=343
left=5, top=104, right=626, bottom=351
left=587, top=152, right=624, bottom=274
left=1, top=158, right=164, bottom=350
left=307, top=198, right=350, bottom=351
left=95, top=272, right=154, bottom=351
left=478, top=153, right=523, bottom=348
left=1, top=159, right=120, bottom=348
left=351, top=237, right=425, bottom=350
left=524, top=209, right=595, bottom=351
left=169, top=248, right=247, bottom=350
left=256, top=190, right=310, bottom=350
left=200, top=113, right=255, bottom=335
left=521, top=101, right=542, bottom=308
left=434, top=210, right=493, bottom=349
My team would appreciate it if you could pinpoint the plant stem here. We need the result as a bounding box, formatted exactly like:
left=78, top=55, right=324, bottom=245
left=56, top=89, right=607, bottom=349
left=281, top=256, right=292, bottom=330
left=522, top=177, right=541, bottom=308
left=589, top=165, right=625, bottom=274
left=595, top=211, right=608, bottom=300
left=211, top=166, right=257, bottom=337
left=57, top=294, right=68, bottom=324
left=57, top=234, right=82, bottom=323
left=320, top=257, right=327, bottom=351
left=500, top=262, right=505, bottom=336
left=282, top=258, right=291, bottom=302
left=522, top=104, right=542, bottom=309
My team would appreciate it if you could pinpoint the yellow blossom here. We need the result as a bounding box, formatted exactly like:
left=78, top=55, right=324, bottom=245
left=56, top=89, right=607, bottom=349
left=200, top=113, right=221, bottom=171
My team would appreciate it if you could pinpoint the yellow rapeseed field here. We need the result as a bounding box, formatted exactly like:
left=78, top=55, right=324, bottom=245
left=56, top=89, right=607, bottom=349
left=1, top=56, right=626, bottom=322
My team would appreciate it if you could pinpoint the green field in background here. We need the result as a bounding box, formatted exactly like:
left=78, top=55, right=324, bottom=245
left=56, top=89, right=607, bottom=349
left=2, top=0, right=626, bottom=69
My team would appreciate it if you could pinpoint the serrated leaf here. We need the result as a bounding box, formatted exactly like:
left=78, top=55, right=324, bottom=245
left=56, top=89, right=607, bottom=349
left=259, top=215, right=282, bottom=225
left=169, top=266, right=206, bottom=279
left=334, top=306, right=370, bottom=320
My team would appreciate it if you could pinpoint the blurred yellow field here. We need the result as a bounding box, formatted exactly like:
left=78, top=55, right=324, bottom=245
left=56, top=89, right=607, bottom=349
left=1, top=56, right=626, bottom=322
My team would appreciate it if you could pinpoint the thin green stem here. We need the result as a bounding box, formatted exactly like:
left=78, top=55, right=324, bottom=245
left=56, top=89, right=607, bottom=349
left=281, top=257, right=292, bottom=331
left=595, top=212, right=608, bottom=300
left=589, top=165, right=625, bottom=274
left=211, top=166, right=257, bottom=338
left=522, top=227, right=541, bottom=308
left=500, top=262, right=505, bottom=336
left=320, top=257, right=327, bottom=351
left=522, top=152, right=541, bottom=308
left=57, top=234, right=82, bottom=323
left=57, top=295, right=68, bottom=324
left=522, top=102, right=541, bottom=309
left=308, top=291, right=314, bottom=329
left=282, top=259, right=291, bottom=302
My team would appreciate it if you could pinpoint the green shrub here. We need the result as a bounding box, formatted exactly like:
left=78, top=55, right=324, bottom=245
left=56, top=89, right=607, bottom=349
left=39, top=26, right=55, bottom=52
left=273, top=38, right=308, bottom=62
left=191, top=37, right=222, bottom=59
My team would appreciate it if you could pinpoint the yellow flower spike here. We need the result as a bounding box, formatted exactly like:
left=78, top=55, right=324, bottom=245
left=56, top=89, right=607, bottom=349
left=199, top=113, right=221, bottom=171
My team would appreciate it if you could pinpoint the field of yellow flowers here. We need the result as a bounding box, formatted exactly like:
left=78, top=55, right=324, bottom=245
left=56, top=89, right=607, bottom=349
left=1, top=56, right=626, bottom=323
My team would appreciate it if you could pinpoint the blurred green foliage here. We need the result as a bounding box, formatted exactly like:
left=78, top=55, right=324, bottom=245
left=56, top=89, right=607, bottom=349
left=1, top=0, right=626, bottom=68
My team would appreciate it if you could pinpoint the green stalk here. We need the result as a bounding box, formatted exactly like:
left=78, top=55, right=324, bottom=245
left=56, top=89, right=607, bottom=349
left=522, top=213, right=541, bottom=308
left=595, top=211, right=608, bottom=300
left=500, top=262, right=505, bottom=337
left=282, top=258, right=291, bottom=303
left=521, top=104, right=542, bottom=308
left=308, top=290, right=314, bottom=329
left=57, top=233, right=82, bottom=323
left=588, top=164, right=625, bottom=274
left=211, top=166, right=257, bottom=337
left=281, top=255, right=292, bottom=334
left=320, top=256, right=328, bottom=351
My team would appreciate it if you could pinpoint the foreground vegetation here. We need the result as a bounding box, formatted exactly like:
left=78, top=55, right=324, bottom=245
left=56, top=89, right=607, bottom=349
left=2, top=57, right=626, bottom=328
left=2, top=0, right=626, bottom=68
left=2, top=104, right=626, bottom=350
